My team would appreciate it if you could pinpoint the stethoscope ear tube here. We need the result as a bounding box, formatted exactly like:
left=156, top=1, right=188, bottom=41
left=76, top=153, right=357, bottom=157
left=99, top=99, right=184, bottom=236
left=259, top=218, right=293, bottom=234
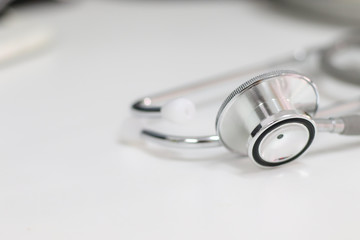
left=339, top=115, right=360, bottom=135
left=320, top=30, right=360, bottom=86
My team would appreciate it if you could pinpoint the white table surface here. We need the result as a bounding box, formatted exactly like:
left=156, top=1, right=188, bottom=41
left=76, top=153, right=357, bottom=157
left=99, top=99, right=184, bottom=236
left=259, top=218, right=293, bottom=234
left=1, top=1, right=360, bottom=239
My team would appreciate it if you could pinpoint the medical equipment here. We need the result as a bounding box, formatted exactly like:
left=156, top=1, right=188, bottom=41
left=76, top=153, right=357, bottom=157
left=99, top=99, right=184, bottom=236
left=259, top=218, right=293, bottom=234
left=131, top=33, right=360, bottom=167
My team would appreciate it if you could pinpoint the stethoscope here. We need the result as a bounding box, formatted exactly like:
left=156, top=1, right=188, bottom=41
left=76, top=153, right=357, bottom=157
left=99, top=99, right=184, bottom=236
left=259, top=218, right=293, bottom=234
left=130, top=31, right=360, bottom=167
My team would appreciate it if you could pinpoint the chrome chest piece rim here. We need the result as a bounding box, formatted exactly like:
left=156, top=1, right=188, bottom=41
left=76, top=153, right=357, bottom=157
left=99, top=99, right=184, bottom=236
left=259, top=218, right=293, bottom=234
left=215, top=70, right=319, bottom=167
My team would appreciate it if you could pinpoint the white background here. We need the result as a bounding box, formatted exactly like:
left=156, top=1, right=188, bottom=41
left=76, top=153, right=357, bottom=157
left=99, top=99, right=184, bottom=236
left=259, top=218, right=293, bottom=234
left=0, top=1, right=360, bottom=239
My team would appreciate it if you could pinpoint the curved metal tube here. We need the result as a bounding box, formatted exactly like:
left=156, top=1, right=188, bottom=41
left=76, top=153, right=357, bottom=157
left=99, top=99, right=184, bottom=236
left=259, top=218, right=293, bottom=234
left=132, top=33, right=360, bottom=118
left=320, top=32, right=360, bottom=86
left=142, top=129, right=221, bottom=148
left=132, top=51, right=309, bottom=116
left=142, top=116, right=356, bottom=149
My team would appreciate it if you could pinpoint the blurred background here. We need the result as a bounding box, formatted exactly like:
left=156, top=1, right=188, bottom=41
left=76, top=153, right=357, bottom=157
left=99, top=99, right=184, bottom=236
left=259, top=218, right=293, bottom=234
left=1, top=0, right=360, bottom=240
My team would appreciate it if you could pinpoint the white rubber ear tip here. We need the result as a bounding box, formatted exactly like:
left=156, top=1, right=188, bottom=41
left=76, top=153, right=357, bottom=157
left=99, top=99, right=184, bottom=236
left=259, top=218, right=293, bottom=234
left=161, top=98, right=196, bottom=124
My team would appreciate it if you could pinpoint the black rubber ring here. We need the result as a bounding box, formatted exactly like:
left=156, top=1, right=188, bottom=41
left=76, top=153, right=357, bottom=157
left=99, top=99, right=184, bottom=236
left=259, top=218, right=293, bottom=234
left=252, top=118, right=315, bottom=167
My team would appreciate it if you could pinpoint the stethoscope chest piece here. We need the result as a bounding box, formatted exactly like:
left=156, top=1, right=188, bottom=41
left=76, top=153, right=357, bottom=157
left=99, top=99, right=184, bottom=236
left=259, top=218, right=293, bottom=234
left=215, top=70, right=319, bottom=167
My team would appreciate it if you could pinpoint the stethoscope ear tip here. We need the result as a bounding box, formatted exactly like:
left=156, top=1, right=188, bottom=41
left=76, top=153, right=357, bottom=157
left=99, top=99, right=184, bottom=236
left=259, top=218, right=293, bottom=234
left=160, top=98, right=196, bottom=124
